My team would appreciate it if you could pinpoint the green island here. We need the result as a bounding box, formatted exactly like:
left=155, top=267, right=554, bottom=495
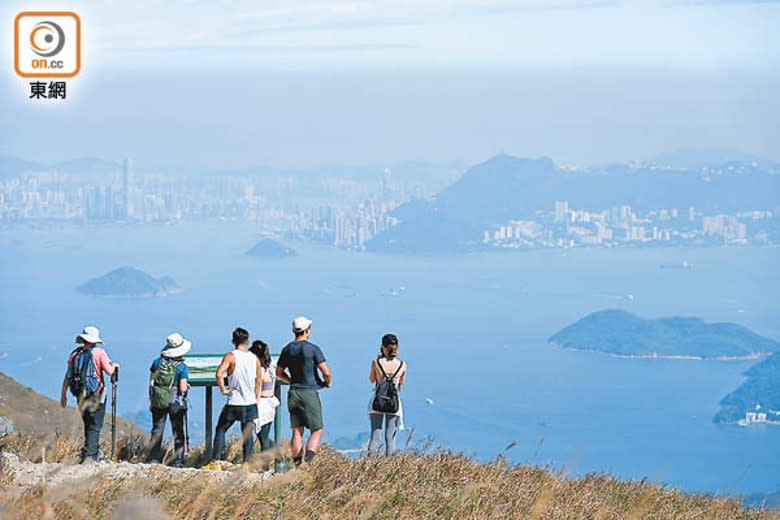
left=715, top=351, right=780, bottom=425
left=549, top=309, right=780, bottom=360
left=77, top=266, right=181, bottom=297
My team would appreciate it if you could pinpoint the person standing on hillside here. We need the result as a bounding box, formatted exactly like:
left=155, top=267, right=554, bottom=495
left=60, top=326, right=120, bottom=463
left=148, top=332, right=191, bottom=468
left=250, top=339, right=285, bottom=455
left=368, top=334, right=407, bottom=456
left=211, top=327, right=262, bottom=464
left=276, top=316, right=332, bottom=467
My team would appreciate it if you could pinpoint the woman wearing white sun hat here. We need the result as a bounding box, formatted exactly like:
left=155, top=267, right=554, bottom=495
left=148, top=332, right=191, bottom=468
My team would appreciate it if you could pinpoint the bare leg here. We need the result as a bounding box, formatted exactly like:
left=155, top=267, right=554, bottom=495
left=306, top=428, right=323, bottom=453
left=291, top=427, right=305, bottom=459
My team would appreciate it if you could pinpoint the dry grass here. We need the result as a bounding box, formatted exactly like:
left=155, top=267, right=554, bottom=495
left=3, top=430, right=149, bottom=464
left=0, top=439, right=776, bottom=520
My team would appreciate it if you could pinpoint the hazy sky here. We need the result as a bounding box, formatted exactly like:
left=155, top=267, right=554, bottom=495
left=1, top=0, right=778, bottom=168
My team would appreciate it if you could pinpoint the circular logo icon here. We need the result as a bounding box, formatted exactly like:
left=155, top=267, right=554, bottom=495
left=29, top=20, right=65, bottom=57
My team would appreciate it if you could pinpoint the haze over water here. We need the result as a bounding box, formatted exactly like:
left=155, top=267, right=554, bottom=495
left=0, top=222, right=777, bottom=497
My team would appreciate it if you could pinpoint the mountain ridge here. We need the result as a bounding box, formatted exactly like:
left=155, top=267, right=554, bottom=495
left=366, top=154, right=780, bottom=254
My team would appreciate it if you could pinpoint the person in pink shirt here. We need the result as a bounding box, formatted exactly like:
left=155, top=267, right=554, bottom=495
left=60, top=326, right=119, bottom=463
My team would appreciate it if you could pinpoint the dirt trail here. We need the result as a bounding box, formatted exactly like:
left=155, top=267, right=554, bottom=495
left=0, top=452, right=268, bottom=491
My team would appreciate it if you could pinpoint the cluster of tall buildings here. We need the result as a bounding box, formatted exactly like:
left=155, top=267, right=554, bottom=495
left=0, top=158, right=406, bottom=249
left=485, top=200, right=771, bottom=249
left=298, top=201, right=399, bottom=249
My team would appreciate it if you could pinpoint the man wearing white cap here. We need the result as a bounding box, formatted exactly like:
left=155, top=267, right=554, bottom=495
left=60, top=326, right=119, bottom=463
left=148, top=332, right=191, bottom=468
left=276, top=316, right=332, bottom=467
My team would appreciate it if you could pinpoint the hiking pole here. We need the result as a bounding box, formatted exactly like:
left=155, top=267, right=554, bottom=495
left=110, top=366, right=119, bottom=460
left=184, top=408, right=190, bottom=454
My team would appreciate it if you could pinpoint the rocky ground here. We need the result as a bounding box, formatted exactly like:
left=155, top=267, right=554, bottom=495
left=1, top=452, right=269, bottom=490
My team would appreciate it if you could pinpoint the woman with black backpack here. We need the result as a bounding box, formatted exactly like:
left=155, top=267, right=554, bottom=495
left=367, top=334, right=407, bottom=456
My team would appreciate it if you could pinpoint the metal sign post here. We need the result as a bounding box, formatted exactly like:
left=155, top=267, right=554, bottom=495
left=186, top=354, right=283, bottom=463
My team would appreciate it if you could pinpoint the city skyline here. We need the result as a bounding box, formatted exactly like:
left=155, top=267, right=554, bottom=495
left=3, top=151, right=778, bottom=251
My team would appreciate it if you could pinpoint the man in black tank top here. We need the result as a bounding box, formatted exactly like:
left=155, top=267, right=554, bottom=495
left=276, top=316, right=332, bottom=467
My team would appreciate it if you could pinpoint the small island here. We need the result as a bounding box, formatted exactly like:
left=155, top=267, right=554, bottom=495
left=245, top=239, right=296, bottom=258
left=549, top=309, right=780, bottom=360
left=715, top=351, right=780, bottom=425
left=77, top=267, right=181, bottom=297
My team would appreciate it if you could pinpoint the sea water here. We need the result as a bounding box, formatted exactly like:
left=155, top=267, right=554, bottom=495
left=0, top=221, right=778, bottom=497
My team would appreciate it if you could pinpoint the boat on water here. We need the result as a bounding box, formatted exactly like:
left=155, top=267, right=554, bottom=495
left=660, top=260, right=692, bottom=270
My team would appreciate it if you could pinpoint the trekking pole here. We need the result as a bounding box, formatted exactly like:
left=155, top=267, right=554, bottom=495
left=110, top=367, right=119, bottom=460
left=184, top=408, right=190, bottom=454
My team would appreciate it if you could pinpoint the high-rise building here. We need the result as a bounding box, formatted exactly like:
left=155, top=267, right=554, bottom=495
left=122, top=159, right=133, bottom=219
left=554, top=201, right=569, bottom=223
left=702, top=215, right=725, bottom=236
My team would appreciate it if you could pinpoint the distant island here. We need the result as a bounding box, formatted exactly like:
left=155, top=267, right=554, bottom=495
left=77, top=267, right=181, bottom=297
left=715, top=351, right=780, bottom=425
left=245, top=239, right=296, bottom=258
left=549, top=310, right=780, bottom=360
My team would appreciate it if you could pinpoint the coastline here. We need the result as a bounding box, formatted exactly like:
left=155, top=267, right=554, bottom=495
left=554, top=343, right=772, bottom=361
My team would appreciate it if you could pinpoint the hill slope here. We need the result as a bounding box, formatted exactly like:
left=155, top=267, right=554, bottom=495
left=0, top=372, right=776, bottom=518
left=715, top=351, right=780, bottom=423
left=0, top=372, right=139, bottom=436
left=0, top=449, right=775, bottom=519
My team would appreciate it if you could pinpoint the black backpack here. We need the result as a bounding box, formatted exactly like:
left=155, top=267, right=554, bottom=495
left=372, top=359, right=404, bottom=414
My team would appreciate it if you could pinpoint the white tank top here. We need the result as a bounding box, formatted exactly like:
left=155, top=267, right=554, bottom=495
left=227, top=349, right=257, bottom=406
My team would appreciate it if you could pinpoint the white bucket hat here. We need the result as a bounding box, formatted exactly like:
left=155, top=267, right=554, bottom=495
left=292, top=316, right=312, bottom=334
left=162, top=332, right=192, bottom=358
left=76, top=326, right=103, bottom=344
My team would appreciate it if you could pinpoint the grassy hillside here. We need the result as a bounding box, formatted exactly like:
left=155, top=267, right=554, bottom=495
left=0, top=372, right=144, bottom=461
left=1, top=371, right=776, bottom=519
left=0, top=447, right=775, bottom=519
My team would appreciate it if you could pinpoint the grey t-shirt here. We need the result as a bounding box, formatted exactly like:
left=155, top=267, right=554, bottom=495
left=277, top=340, right=326, bottom=390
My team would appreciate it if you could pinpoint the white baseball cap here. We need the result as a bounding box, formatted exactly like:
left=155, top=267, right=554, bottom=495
left=292, top=316, right=312, bottom=333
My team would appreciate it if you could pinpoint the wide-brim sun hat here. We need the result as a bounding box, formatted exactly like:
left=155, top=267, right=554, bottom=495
left=76, top=326, right=103, bottom=344
left=292, top=316, right=312, bottom=334
left=162, top=332, right=192, bottom=358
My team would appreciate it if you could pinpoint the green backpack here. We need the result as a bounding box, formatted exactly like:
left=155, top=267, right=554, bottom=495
left=150, top=358, right=179, bottom=410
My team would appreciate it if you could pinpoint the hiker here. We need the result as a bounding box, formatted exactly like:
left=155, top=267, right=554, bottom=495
left=250, top=340, right=284, bottom=453
left=276, top=316, right=332, bottom=467
left=212, top=327, right=262, bottom=463
left=59, top=326, right=120, bottom=463
left=368, top=334, right=407, bottom=456
left=148, top=332, right=191, bottom=468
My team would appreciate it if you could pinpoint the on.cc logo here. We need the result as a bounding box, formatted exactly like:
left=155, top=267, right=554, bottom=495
left=14, top=11, right=81, bottom=78
left=29, top=21, right=66, bottom=57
